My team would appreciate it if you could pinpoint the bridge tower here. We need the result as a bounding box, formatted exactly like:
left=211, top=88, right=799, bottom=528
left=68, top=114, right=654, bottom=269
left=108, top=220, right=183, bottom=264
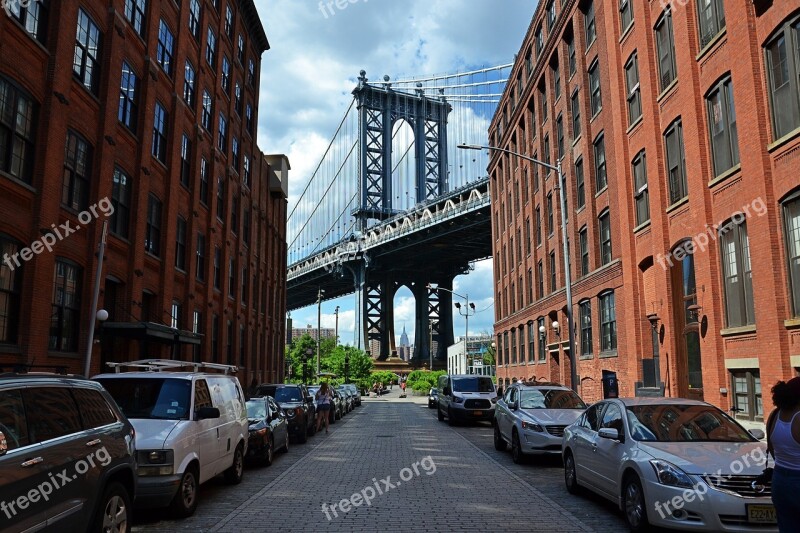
left=350, top=71, right=454, bottom=363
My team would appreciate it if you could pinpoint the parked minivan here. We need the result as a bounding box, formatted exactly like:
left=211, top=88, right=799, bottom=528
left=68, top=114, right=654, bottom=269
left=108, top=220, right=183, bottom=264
left=437, top=374, right=497, bottom=425
left=94, top=359, right=248, bottom=518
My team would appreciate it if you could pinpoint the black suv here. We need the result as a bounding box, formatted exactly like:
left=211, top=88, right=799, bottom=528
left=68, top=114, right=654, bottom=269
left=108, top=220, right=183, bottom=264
left=0, top=372, right=136, bottom=532
left=254, top=384, right=316, bottom=443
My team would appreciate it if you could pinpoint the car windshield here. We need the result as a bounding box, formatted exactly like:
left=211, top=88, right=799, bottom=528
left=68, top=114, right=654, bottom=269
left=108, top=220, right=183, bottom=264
left=246, top=401, right=267, bottom=419
left=519, top=389, right=586, bottom=409
left=452, top=377, right=494, bottom=393
left=626, top=404, right=754, bottom=442
left=259, top=386, right=303, bottom=403
left=98, top=378, right=191, bottom=420
left=307, top=387, right=320, bottom=395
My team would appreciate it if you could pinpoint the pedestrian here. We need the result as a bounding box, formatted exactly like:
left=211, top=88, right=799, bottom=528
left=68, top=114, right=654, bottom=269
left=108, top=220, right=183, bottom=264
left=767, top=376, right=800, bottom=532
left=401, top=380, right=406, bottom=393
left=315, top=382, right=333, bottom=434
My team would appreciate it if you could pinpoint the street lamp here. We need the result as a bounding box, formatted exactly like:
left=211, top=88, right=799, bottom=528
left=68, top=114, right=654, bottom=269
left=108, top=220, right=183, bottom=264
left=459, top=143, right=578, bottom=392
left=316, top=288, right=325, bottom=377
left=427, top=285, right=475, bottom=366
left=334, top=305, right=340, bottom=346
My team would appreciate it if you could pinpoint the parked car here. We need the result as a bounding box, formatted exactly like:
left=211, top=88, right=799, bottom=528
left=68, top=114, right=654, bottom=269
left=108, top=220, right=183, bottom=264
left=428, top=387, right=439, bottom=408
left=494, top=381, right=586, bottom=463
left=562, top=397, right=774, bottom=532
left=245, top=396, right=289, bottom=466
left=437, top=374, right=497, bottom=425
left=337, top=386, right=354, bottom=413
left=332, top=389, right=345, bottom=420
left=95, top=360, right=248, bottom=518
left=0, top=371, right=137, bottom=532
left=256, top=383, right=316, bottom=442
left=307, top=385, right=338, bottom=424
left=344, top=384, right=361, bottom=406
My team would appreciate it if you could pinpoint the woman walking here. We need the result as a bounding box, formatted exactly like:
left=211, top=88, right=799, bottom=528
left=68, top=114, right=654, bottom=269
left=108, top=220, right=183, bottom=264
left=767, top=376, right=800, bottom=532
left=315, top=382, right=333, bottom=434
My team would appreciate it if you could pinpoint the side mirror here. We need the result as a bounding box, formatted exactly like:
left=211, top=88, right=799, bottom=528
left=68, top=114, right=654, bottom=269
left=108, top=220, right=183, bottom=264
left=196, top=407, right=221, bottom=420
left=511, top=401, right=519, bottom=411
left=750, top=429, right=766, bottom=440
left=0, top=430, right=7, bottom=456
left=598, top=427, right=620, bottom=441
left=443, top=387, right=451, bottom=396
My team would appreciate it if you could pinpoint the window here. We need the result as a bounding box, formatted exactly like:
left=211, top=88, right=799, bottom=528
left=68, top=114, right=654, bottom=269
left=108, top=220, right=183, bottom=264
left=216, top=177, right=225, bottom=220
left=192, top=310, right=202, bottom=361
left=655, top=10, right=677, bottom=91
left=196, top=233, right=206, bottom=281
left=556, top=115, right=564, bottom=159
left=110, top=167, right=130, bottom=238
left=117, top=61, right=139, bottom=133
left=243, top=209, right=251, bottom=245
left=707, top=76, right=739, bottom=176
left=518, top=327, right=525, bottom=362
left=211, top=314, right=219, bottom=360
left=553, top=62, right=561, bottom=100
left=599, top=210, right=612, bottom=265
left=25, top=388, right=83, bottom=441
left=202, top=90, right=212, bottom=130
left=152, top=103, right=168, bottom=163
left=213, top=246, right=221, bottom=289
left=785, top=194, right=800, bottom=316
left=510, top=327, right=517, bottom=363
left=580, top=300, right=592, bottom=356
left=145, top=194, right=162, bottom=256
left=525, top=218, right=531, bottom=255
left=243, top=155, right=251, bottom=188
left=228, top=258, right=235, bottom=298
left=231, top=136, right=240, bottom=171
left=571, top=89, right=581, bottom=139
left=218, top=113, right=227, bottom=153
left=720, top=221, right=754, bottom=327
left=543, top=134, right=551, bottom=167
left=0, top=235, right=21, bottom=344
left=546, top=193, right=554, bottom=235
left=73, top=388, right=117, bottom=428
left=535, top=206, right=542, bottom=245
left=599, top=291, right=617, bottom=352
left=245, top=104, right=254, bottom=134
left=8, top=0, right=47, bottom=42
left=697, top=0, right=725, bottom=48
left=549, top=252, right=557, bottom=292
left=620, top=0, right=633, bottom=32
left=528, top=322, right=535, bottom=362
left=527, top=268, right=534, bottom=303
left=731, top=370, right=762, bottom=422
left=547, top=0, right=556, bottom=30
left=585, top=1, right=596, bottom=46
left=765, top=21, right=800, bottom=139
left=184, top=61, right=196, bottom=108
left=540, top=86, right=548, bottom=123
left=589, top=60, right=602, bottom=116
left=74, top=9, right=101, bottom=94
left=237, top=34, right=245, bottom=63
left=538, top=317, right=546, bottom=361
left=234, top=83, right=242, bottom=116
left=537, top=260, right=544, bottom=299
left=239, top=324, right=245, bottom=364
left=567, top=34, right=576, bottom=76
left=664, top=119, right=687, bottom=204
left=180, top=134, right=191, bottom=187
left=175, top=217, right=187, bottom=270
left=241, top=267, right=248, bottom=303
left=189, top=0, right=201, bottom=40
left=199, top=158, right=209, bottom=205
left=62, top=131, right=91, bottom=211
left=231, top=191, right=239, bottom=234
left=575, top=157, right=585, bottom=209
left=594, top=134, right=607, bottom=190
left=248, top=59, right=256, bottom=87
left=579, top=227, right=589, bottom=276
left=170, top=300, right=181, bottom=329
left=632, top=151, right=649, bottom=226
left=156, top=20, right=175, bottom=76
left=225, top=5, right=233, bottom=38
left=535, top=25, right=544, bottom=56
left=625, top=52, right=642, bottom=124
left=50, top=260, right=81, bottom=352
left=206, top=27, right=217, bottom=67
left=0, top=77, right=36, bottom=183
left=221, top=56, right=231, bottom=94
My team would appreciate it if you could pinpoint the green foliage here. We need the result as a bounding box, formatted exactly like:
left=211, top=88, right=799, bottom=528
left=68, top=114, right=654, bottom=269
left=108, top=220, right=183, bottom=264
left=411, top=381, right=431, bottom=392
left=284, top=334, right=373, bottom=385
left=406, top=370, right=446, bottom=389
left=368, top=370, right=397, bottom=386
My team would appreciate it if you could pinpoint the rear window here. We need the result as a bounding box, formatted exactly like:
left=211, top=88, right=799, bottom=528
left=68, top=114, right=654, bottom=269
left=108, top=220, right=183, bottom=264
left=257, top=386, right=303, bottom=403
left=98, top=378, right=191, bottom=420
left=452, top=377, right=494, bottom=393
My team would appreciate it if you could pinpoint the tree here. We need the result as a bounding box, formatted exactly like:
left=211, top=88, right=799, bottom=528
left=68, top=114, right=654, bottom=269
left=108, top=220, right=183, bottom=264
left=322, top=345, right=373, bottom=384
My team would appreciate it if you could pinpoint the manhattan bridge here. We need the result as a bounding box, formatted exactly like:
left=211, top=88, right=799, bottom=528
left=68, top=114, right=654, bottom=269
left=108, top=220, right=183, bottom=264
left=286, top=65, right=510, bottom=363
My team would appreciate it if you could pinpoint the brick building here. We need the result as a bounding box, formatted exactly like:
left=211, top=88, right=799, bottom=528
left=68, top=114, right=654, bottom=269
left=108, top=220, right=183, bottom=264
left=0, top=0, right=289, bottom=386
left=490, top=0, right=800, bottom=424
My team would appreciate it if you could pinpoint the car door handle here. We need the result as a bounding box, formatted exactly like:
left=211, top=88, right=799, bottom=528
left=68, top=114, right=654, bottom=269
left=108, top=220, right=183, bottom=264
left=591, top=442, right=597, bottom=452
left=85, top=439, right=102, bottom=447
left=21, top=457, right=43, bottom=467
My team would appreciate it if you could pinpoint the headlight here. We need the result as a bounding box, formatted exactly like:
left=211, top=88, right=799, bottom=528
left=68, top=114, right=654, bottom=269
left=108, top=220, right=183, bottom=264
left=250, top=428, right=267, bottom=436
left=490, top=397, right=498, bottom=404
left=650, top=460, right=694, bottom=488
left=137, top=449, right=174, bottom=476
left=521, top=420, right=543, bottom=432
left=452, top=396, right=464, bottom=404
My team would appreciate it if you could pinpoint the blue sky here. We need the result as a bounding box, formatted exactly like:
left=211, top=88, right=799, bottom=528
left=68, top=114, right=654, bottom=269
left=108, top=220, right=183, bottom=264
left=253, top=0, right=535, bottom=346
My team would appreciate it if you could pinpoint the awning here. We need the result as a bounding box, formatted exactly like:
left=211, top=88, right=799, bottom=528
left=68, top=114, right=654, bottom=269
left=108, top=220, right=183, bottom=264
left=102, top=322, right=202, bottom=346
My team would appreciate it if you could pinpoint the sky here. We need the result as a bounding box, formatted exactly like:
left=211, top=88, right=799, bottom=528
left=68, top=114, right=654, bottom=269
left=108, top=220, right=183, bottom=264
left=253, top=0, right=535, bottom=347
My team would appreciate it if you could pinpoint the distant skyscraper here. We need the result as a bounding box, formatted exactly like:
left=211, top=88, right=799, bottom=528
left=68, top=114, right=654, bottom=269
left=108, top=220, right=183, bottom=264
left=398, top=325, right=411, bottom=360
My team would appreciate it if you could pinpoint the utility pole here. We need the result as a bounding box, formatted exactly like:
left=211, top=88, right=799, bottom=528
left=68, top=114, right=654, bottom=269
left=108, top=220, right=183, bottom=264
left=316, top=288, right=324, bottom=377
left=334, top=305, right=340, bottom=346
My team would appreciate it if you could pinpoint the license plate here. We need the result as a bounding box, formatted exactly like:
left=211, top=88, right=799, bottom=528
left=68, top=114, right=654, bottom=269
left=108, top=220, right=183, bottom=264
left=746, top=504, right=777, bottom=524
left=473, top=410, right=483, bottom=416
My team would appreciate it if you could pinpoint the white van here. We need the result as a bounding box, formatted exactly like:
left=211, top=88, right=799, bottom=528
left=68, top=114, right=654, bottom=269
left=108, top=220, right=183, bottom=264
left=94, top=360, right=248, bottom=517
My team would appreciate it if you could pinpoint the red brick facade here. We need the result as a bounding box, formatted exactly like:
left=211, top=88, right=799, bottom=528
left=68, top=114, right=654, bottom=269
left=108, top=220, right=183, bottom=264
left=490, top=0, right=800, bottom=421
left=0, top=0, right=288, bottom=386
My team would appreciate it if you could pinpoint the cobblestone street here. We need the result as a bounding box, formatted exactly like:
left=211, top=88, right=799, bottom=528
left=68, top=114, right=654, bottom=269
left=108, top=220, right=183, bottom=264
left=132, top=389, right=626, bottom=532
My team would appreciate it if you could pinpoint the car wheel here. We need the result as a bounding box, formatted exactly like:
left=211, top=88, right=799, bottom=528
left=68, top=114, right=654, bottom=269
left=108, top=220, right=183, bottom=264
left=224, top=443, right=244, bottom=484
left=437, top=405, right=444, bottom=421
left=263, top=436, right=274, bottom=466
left=281, top=430, right=290, bottom=453
left=511, top=429, right=524, bottom=464
left=564, top=451, right=580, bottom=494
left=169, top=466, right=199, bottom=518
left=494, top=423, right=507, bottom=451
left=93, top=481, right=130, bottom=533
left=447, top=407, right=456, bottom=426
left=623, top=474, right=649, bottom=532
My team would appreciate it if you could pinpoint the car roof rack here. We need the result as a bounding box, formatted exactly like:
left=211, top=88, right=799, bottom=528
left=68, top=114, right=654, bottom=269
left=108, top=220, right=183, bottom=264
left=105, top=359, right=239, bottom=375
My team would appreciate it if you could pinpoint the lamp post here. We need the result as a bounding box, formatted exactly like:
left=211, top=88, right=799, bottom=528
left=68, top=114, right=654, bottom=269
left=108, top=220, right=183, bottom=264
left=316, top=288, right=325, bottom=377
left=427, top=285, right=475, bottom=370
left=334, top=305, right=340, bottom=346
left=459, top=143, right=578, bottom=392
left=428, top=321, right=434, bottom=370
left=304, top=348, right=313, bottom=384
